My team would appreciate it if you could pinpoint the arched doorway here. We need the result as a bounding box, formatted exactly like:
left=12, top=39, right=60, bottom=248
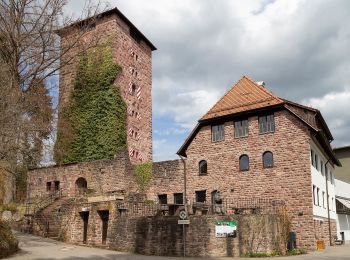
left=75, top=177, right=87, bottom=194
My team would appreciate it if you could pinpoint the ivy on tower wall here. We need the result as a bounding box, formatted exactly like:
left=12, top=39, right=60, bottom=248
left=54, top=46, right=127, bottom=164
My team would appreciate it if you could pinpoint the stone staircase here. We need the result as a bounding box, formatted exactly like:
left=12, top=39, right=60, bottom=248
left=23, top=191, right=74, bottom=239
left=33, top=196, right=73, bottom=238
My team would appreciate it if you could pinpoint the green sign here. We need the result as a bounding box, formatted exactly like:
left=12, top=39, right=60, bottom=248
left=215, top=221, right=237, bottom=227
left=215, top=221, right=237, bottom=238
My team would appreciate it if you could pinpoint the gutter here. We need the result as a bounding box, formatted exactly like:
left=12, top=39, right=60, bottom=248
left=324, top=159, right=332, bottom=246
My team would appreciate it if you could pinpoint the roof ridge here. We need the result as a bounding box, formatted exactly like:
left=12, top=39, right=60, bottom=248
left=199, top=76, right=246, bottom=120
left=200, top=75, right=284, bottom=120
left=243, top=76, right=284, bottom=103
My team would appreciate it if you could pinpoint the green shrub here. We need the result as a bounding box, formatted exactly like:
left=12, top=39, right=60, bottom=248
left=0, top=220, right=18, bottom=258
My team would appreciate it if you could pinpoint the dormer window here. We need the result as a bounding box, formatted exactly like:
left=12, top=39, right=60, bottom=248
left=211, top=124, right=224, bottom=142
left=259, top=113, right=275, bottom=134
left=234, top=119, right=248, bottom=138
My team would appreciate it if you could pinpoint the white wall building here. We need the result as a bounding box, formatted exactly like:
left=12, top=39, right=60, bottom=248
left=335, top=179, right=350, bottom=242
left=310, top=141, right=337, bottom=221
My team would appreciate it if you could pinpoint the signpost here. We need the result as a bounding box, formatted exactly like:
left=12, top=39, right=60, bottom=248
left=178, top=209, right=188, bottom=257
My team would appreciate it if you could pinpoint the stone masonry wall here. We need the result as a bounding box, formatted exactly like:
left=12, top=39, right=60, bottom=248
left=27, top=150, right=137, bottom=199
left=148, top=160, right=185, bottom=203
left=185, top=109, right=316, bottom=249
left=64, top=204, right=285, bottom=257
left=58, top=12, right=153, bottom=164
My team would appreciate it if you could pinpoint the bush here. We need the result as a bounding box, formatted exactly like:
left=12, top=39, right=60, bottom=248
left=0, top=203, right=18, bottom=213
left=0, top=220, right=18, bottom=258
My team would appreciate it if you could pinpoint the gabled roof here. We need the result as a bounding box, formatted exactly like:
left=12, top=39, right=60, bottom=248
left=177, top=76, right=340, bottom=166
left=201, top=76, right=284, bottom=121
left=56, top=7, right=157, bottom=51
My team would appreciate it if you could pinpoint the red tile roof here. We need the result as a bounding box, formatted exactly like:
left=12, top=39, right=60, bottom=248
left=201, top=76, right=284, bottom=121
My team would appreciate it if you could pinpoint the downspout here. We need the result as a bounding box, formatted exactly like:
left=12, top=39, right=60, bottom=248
left=178, top=155, right=187, bottom=211
left=178, top=154, right=187, bottom=258
left=324, top=159, right=332, bottom=246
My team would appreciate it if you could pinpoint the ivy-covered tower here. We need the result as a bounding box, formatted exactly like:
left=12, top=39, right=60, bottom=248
left=55, top=8, right=156, bottom=164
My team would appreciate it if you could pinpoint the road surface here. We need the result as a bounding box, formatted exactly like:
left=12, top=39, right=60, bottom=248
left=5, top=231, right=350, bottom=259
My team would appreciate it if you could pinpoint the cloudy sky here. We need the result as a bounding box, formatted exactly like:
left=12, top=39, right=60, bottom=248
left=64, top=0, right=350, bottom=161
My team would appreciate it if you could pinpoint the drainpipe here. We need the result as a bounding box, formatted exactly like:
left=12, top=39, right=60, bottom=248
left=178, top=155, right=187, bottom=258
left=324, top=159, right=332, bottom=246
left=178, top=155, right=187, bottom=211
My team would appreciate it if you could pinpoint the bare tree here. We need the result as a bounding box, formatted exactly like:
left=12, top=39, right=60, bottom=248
left=0, top=0, right=107, bottom=202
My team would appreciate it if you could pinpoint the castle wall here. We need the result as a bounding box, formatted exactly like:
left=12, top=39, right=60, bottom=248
left=27, top=150, right=137, bottom=199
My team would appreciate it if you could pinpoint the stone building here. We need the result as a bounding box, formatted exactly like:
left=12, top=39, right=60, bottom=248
left=173, top=76, right=340, bottom=249
left=25, top=6, right=343, bottom=256
left=333, top=146, right=350, bottom=242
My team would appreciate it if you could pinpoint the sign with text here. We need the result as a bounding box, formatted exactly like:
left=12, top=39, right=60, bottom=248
left=215, top=221, right=237, bottom=237
left=178, top=220, right=190, bottom=225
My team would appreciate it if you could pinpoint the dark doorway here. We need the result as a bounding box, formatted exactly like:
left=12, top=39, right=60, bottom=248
left=54, top=181, right=60, bottom=191
left=98, top=210, right=109, bottom=245
left=46, top=182, right=51, bottom=192
left=75, top=177, right=87, bottom=194
left=80, top=212, right=89, bottom=244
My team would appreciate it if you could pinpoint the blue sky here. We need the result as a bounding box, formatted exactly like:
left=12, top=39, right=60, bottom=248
left=62, top=0, right=350, bottom=162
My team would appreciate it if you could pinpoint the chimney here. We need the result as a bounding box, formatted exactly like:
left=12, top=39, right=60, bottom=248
left=256, top=81, right=265, bottom=87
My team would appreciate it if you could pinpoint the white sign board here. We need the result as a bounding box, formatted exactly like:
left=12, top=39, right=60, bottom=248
left=215, top=221, right=237, bottom=238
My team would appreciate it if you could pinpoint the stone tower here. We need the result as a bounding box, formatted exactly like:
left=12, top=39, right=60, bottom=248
left=57, top=8, right=156, bottom=163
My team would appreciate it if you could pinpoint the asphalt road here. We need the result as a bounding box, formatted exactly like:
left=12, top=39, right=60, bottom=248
left=5, top=231, right=350, bottom=260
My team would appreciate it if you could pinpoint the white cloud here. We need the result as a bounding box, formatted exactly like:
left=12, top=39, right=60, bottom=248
left=62, top=0, right=350, bottom=158
left=303, top=89, right=350, bottom=147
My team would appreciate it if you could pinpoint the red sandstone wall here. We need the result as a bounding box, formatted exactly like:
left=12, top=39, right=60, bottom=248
left=184, top=110, right=315, bottom=249
left=27, top=150, right=137, bottom=198
left=58, top=13, right=153, bottom=164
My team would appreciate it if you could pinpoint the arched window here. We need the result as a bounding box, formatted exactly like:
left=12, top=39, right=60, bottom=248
left=75, top=177, right=87, bottom=195
left=131, top=84, right=137, bottom=96
left=239, top=154, right=249, bottom=171
left=199, top=160, right=207, bottom=175
left=263, top=151, right=273, bottom=168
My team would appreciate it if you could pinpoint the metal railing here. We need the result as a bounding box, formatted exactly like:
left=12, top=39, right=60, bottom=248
left=25, top=189, right=63, bottom=216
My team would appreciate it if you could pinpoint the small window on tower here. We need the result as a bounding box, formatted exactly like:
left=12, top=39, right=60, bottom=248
left=131, top=84, right=136, bottom=96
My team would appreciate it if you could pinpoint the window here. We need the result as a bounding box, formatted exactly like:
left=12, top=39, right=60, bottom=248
left=332, top=197, right=334, bottom=211
left=263, top=151, right=273, bottom=168
left=320, top=161, right=324, bottom=175
left=131, top=84, right=137, bottom=96
left=322, top=191, right=326, bottom=208
left=239, top=154, right=249, bottom=171
left=315, top=154, right=319, bottom=170
left=311, top=150, right=315, bottom=167
left=46, top=182, right=51, bottom=192
left=195, top=190, right=206, bottom=203
left=211, top=124, right=224, bottom=142
left=234, top=119, right=248, bottom=138
left=54, top=181, right=60, bottom=191
left=158, top=194, right=167, bottom=204
left=313, top=185, right=316, bottom=205
left=329, top=172, right=333, bottom=184
left=199, top=160, right=207, bottom=175
left=317, top=188, right=320, bottom=206
left=174, top=193, right=183, bottom=205
left=259, top=114, right=275, bottom=134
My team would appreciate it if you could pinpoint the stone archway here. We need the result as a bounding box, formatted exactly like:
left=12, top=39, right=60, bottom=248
left=75, top=177, right=87, bottom=194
